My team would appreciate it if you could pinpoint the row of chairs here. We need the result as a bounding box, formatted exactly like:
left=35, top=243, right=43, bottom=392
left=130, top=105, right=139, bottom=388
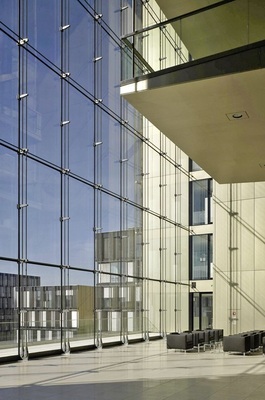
left=167, top=328, right=224, bottom=353
left=223, top=330, right=265, bottom=355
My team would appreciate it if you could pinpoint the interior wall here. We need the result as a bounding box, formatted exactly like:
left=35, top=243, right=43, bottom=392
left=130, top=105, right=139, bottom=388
left=214, top=181, right=265, bottom=335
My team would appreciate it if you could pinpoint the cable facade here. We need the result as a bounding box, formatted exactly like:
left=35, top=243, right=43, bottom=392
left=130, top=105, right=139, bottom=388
left=0, top=0, right=191, bottom=360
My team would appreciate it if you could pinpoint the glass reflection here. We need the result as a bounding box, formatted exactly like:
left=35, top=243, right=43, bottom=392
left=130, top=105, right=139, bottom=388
left=17, top=265, right=61, bottom=352
left=190, top=179, right=212, bottom=225
left=0, top=0, right=191, bottom=360
left=0, top=33, right=18, bottom=146
left=27, top=54, right=61, bottom=165
left=28, top=1, right=60, bottom=66
left=1, top=1, right=17, bottom=32
left=68, top=270, right=95, bottom=347
left=69, top=87, right=94, bottom=181
left=0, top=147, right=17, bottom=258
left=0, top=262, right=18, bottom=354
left=191, top=234, right=213, bottom=280
left=27, top=160, right=60, bottom=264
left=69, top=178, right=94, bottom=268
left=69, top=1, right=94, bottom=93
left=101, top=114, right=121, bottom=193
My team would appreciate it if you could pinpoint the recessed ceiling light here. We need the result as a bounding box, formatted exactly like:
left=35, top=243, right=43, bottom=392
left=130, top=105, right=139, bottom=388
left=232, top=113, right=243, bottom=119
left=226, top=111, right=249, bottom=121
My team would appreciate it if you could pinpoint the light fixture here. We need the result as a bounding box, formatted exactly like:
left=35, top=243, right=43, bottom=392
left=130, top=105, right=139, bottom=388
left=232, top=113, right=243, bottom=119
left=226, top=111, right=249, bottom=121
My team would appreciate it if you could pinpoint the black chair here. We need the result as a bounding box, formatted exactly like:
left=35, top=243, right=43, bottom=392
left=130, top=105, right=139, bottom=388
left=192, top=330, right=205, bottom=352
left=262, top=336, right=265, bottom=355
left=166, top=332, right=194, bottom=352
left=223, top=334, right=251, bottom=355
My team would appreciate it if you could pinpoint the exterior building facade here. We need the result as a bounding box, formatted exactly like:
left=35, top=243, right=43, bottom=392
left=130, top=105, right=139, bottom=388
left=0, top=0, right=264, bottom=362
left=0, top=273, right=40, bottom=342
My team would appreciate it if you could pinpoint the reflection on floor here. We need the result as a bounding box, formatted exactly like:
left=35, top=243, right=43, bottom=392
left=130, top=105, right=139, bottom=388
left=0, top=339, right=265, bottom=400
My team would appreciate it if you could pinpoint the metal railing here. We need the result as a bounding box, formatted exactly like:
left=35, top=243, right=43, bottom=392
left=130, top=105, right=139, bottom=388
left=121, top=0, right=265, bottom=81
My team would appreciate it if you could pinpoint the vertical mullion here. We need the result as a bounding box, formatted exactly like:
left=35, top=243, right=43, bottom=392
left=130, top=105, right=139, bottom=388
left=120, top=0, right=126, bottom=343
left=94, top=0, right=103, bottom=348
left=159, top=132, right=163, bottom=336
left=18, top=0, right=29, bottom=360
left=60, top=0, right=70, bottom=354
left=17, top=0, right=22, bottom=358
left=174, top=146, right=177, bottom=332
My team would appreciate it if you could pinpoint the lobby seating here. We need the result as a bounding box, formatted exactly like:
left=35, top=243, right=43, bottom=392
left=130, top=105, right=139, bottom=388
left=167, top=329, right=265, bottom=356
left=250, top=330, right=265, bottom=348
left=223, top=334, right=251, bottom=355
left=167, top=328, right=224, bottom=353
left=192, top=330, right=206, bottom=352
left=166, top=332, right=194, bottom=352
left=210, top=328, right=223, bottom=343
left=223, top=330, right=265, bottom=355
left=248, top=332, right=260, bottom=352
left=203, top=329, right=216, bottom=349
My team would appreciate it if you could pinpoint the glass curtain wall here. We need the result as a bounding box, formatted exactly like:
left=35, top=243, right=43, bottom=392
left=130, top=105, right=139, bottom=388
left=0, top=0, right=190, bottom=361
left=140, top=0, right=190, bottom=336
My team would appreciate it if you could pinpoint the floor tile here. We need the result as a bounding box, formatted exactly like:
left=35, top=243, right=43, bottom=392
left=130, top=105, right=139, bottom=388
left=0, top=340, right=265, bottom=400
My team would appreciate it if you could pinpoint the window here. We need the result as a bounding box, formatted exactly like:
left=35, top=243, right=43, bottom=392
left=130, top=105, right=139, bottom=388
left=189, top=159, right=202, bottom=172
left=190, top=234, right=213, bottom=280
left=190, top=292, right=213, bottom=330
left=190, top=179, right=212, bottom=225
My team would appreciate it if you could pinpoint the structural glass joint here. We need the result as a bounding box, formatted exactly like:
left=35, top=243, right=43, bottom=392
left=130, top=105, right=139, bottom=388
left=17, top=38, right=29, bottom=46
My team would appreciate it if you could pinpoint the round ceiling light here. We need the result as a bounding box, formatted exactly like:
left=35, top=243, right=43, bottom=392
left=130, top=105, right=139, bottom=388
left=232, top=113, right=243, bottom=119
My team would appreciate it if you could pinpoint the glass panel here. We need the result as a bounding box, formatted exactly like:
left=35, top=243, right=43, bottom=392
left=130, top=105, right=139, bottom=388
left=69, top=1, right=94, bottom=93
left=0, top=147, right=17, bottom=258
left=101, top=1, right=121, bottom=31
left=0, top=33, right=18, bottom=146
left=101, top=311, right=122, bottom=344
left=102, top=32, right=121, bottom=114
left=1, top=1, right=18, bottom=33
left=127, top=276, right=144, bottom=339
left=0, top=262, right=18, bottom=357
left=69, top=87, right=94, bottom=181
left=165, top=161, right=176, bottom=221
left=28, top=1, right=60, bottom=66
left=148, top=214, right=160, bottom=280
left=101, top=193, right=120, bottom=234
left=122, top=0, right=265, bottom=79
left=68, top=270, right=95, bottom=348
left=96, top=193, right=121, bottom=343
left=192, top=292, right=200, bottom=330
left=27, top=161, right=60, bottom=264
left=191, top=179, right=212, bottom=225
left=126, top=132, right=143, bottom=204
left=69, top=178, right=94, bottom=268
left=201, top=293, right=213, bottom=330
left=209, top=234, right=213, bottom=278
left=148, top=148, right=160, bottom=215
left=18, top=265, right=61, bottom=354
left=191, top=235, right=211, bottom=280
left=165, top=282, right=175, bottom=333
left=180, top=0, right=249, bottom=60
left=165, top=224, right=175, bottom=282
left=190, top=159, right=202, bottom=172
left=101, top=114, right=120, bottom=193
left=209, top=180, right=213, bottom=224
left=27, top=53, right=61, bottom=165
left=146, top=280, right=160, bottom=337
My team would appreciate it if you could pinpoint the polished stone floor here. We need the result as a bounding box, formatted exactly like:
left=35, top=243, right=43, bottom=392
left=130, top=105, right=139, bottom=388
left=0, top=340, right=265, bottom=400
